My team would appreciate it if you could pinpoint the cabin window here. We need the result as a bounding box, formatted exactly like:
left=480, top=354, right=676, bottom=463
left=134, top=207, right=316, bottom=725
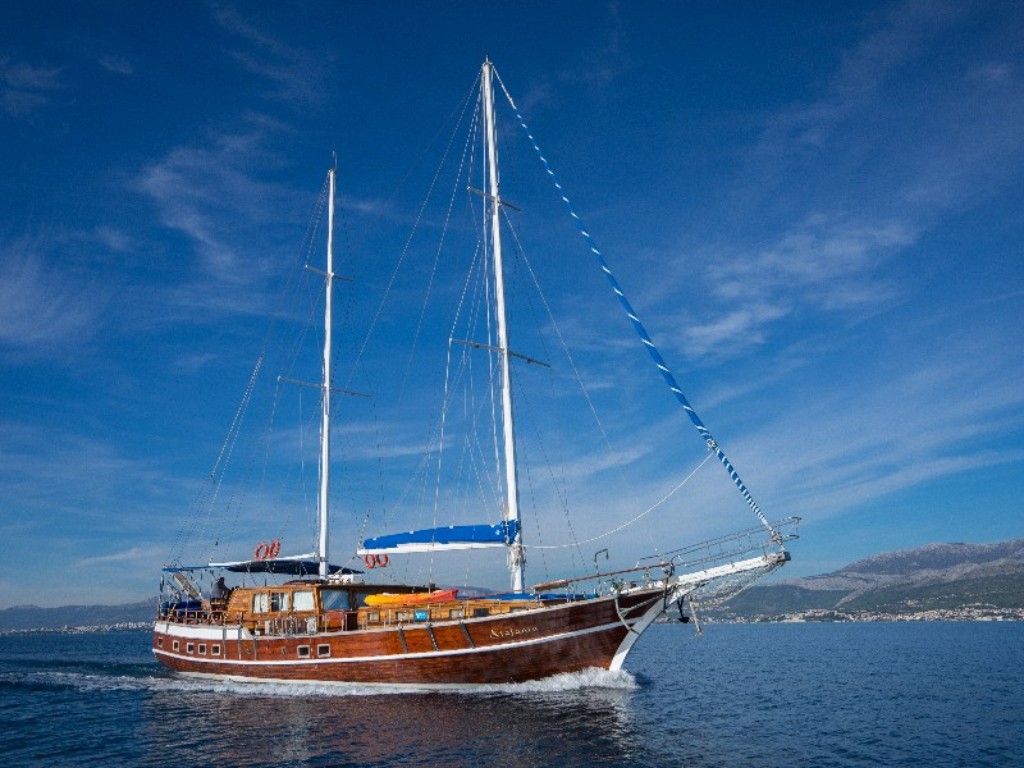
left=293, top=590, right=315, bottom=612
left=198, top=644, right=206, bottom=655
left=366, top=611, right=380, bottom=623
left=186, top=643, right=195, bottom=654
left=172, top=640, right=180, bottom=651
left=322, top=589, right=351, bottom=611
left=211, top=645, right=221, bottom=656
left=157, top=638, right=163, bottom=648
left=297, top=645, right=311, bottom=658
left=252, top=593, right=269, bottom=613
left=317, top=644, right=331, bottom=658
left=270, top=592, right=288, bottom=612
left=449, top=608, right=465, bottom=619
left=473, top=608, right=489, bottom=618
left=395, top=610, right=412, bottom=622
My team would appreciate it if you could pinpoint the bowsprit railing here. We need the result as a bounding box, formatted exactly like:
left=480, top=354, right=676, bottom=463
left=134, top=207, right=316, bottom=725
left=530, top=517, right=799, bottom=597
left=648, top=516, right=800, bottom=574
left=653, top=517, right=801, bottom=608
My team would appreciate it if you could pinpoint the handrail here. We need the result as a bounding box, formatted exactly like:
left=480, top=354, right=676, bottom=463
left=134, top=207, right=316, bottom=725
left=533, top=517, right=800, bottom=593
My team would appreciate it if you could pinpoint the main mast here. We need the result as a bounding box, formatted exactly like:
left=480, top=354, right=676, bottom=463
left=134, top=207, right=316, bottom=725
left=483, top=59, right=525, bottom=592
left=318, top=165, right=336, bottom=580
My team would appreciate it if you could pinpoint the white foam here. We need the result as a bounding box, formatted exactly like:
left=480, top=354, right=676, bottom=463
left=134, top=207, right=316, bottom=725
left=10, top=664, right=637, bottom=698
left=157, top=666, right=638, bottom=698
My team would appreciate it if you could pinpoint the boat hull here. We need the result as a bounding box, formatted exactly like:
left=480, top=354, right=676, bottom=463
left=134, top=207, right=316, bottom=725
left=152, top=589, right=668, bottom=686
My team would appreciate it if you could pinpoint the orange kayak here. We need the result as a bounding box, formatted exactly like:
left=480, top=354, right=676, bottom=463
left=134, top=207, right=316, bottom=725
left=363, top=589, right=459, bottom=607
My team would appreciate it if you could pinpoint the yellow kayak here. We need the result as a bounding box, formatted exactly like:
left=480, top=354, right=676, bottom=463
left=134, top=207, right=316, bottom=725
left=364, top=589, right=459, bottom=607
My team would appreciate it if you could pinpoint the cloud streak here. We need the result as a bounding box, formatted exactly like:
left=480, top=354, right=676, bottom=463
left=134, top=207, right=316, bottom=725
left=211, top=3, right=328, bottom=107
left=1, top=56, right=62, bottom=116
left=0, top=238, right=106, bottom=354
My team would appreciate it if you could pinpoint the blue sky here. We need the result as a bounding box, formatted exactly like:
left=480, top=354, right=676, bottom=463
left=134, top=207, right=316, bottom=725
left=2, top=1, right=1022, bottom=608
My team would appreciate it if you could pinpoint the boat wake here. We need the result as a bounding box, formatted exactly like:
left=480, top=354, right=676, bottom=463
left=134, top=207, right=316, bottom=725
left=163, top=666, right=638, bottom=697
left=475, top=666, right=638, bottom=695
left=4, top=663, right=637, bottom=698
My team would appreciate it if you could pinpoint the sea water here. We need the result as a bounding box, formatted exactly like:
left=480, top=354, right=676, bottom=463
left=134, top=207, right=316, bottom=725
left=1, top=622, right=1021, bottom=767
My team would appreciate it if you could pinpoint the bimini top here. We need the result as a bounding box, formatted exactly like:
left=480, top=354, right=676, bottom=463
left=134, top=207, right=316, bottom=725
left=164, top=556, right=361, bottom=577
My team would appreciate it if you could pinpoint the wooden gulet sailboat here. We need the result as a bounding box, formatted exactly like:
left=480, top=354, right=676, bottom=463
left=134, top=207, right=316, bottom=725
left=152, top=60, right=798, bottom=687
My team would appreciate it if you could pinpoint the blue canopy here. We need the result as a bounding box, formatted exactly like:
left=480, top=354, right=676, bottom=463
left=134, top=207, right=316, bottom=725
left=218, top=560, right=360, bottom=576
left=164, top=560, right=361, bottom=576
left=358, top=520, right=520, bottom=555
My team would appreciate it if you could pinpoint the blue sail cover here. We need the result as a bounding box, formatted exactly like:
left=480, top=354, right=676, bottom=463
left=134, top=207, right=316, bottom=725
left=358, top=520, right=520, bottom=555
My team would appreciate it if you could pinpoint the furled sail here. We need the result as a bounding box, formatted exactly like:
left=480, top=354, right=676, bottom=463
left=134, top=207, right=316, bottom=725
left=357, top=520, right=520, bottom=554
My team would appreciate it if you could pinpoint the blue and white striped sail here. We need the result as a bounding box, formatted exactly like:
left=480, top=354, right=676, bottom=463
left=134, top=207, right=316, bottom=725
left=358, top=520, right=521, bottom=555
left=495, top=71, right=779, bottom=542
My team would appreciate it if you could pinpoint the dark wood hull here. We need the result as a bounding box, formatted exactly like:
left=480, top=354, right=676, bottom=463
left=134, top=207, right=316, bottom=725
left=153, top=589, right=667, bottom=686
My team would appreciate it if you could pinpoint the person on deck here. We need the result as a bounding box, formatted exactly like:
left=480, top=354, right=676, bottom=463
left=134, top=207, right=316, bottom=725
left=212, top=577, right=230, bottom=600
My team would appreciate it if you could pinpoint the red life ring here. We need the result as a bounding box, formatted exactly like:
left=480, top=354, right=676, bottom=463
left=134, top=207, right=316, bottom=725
left=363, top=554, right=377, bottom=569
left=377, top=553, right=389, bottom=568
left=268, top=539, right=281, bottom=559
left=254, top=542, right=269, bottom=560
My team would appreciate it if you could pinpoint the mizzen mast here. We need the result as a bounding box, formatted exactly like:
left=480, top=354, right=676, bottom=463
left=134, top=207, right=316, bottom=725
left=483, top=59, right=525, bottom=592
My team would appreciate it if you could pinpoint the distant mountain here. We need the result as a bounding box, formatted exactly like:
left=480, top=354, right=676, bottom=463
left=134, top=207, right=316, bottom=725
left=4, top=540, right=1023, bottom=629
left=714, top=539, right=1024, bottom=619
left=0, top=600, right=155, bottom=632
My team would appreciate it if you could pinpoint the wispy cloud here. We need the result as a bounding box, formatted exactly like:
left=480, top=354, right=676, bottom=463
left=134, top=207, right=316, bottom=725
left=0, top=424, right=161, bottom=520
left=651, top=1, right=1022, bottom=364
left=1, top=56, right=62, bottom=116
left=750, top=1, right=965, bottom=172
left=98, top=54, right=134, bottom=76
left=211, top=2, right=328, bottom=107
left=0, top=238, right=105, bottom=353
left=708, top=216, right=914, bottom=306
left=76, top=545, right=166, bottom=568
left=745, top=0, right=1022, bottom=219
left=134, top=128, right=398, bottom=326
left=556, top=0, right=631, bottom=91
left=136, top=130, right=289, bottom=285
left=733, top=325, right=1024, bottom=521
left=661, top=215, right=915, bottom=360
left=90, top=225, right=134, bottom=253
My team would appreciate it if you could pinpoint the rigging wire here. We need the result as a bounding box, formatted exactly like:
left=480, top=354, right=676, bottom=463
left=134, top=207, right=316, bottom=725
left=493, top=66, right=780, bottom=542
left=345, top=73, right=481, bottom=395
left=214, top=180, right=332, bottom=563
left=526, top=451, right=714, bottom=550
left=167, top=172, right=334, bottom=566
